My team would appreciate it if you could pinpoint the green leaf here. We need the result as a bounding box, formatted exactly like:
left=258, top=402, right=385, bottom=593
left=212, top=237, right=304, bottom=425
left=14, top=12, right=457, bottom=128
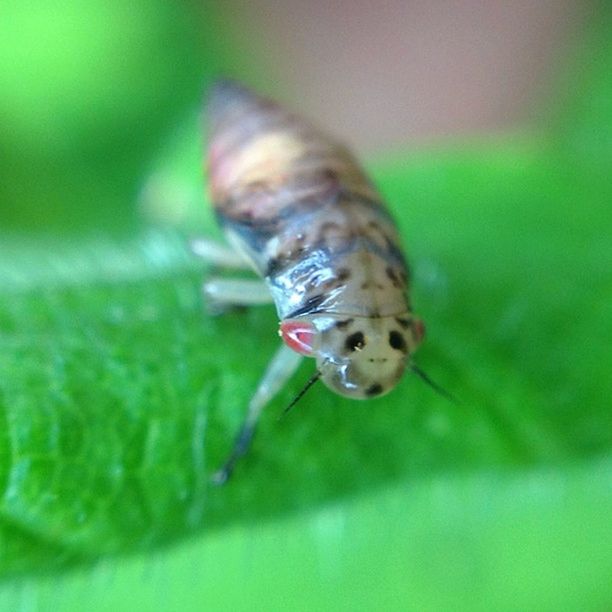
left=1, top=136, right=611, bottom=606
left=1, top=460, right=611, bottom=611
left=1, top=4, right=611, bottom=608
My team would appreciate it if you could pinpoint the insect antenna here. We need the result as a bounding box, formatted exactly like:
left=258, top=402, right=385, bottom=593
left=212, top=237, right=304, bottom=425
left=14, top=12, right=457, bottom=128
left=280, top=369, right=322, bottom=419
left=411, top=363, right=458, bottom=404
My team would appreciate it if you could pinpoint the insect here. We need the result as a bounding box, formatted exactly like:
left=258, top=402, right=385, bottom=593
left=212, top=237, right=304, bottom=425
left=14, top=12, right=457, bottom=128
left=196, top=80, right=443, bottom=483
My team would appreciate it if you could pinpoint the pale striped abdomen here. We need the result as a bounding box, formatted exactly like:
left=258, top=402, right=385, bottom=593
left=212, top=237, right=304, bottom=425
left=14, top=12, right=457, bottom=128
left=206, top=81, right=424, bottom=400
left=207, top=80, right=411, bottom=322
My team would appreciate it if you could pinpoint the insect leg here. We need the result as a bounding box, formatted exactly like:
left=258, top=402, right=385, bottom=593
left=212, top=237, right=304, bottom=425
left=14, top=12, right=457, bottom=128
left=203, top=278, right=273, bottom=314
left=212, top=343, right=303, bottom=484
left=190, top=237, right=251, bottom=269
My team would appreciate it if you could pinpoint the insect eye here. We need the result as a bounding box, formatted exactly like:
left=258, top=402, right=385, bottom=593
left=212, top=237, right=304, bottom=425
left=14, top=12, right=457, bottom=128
left=280, top=320, right=316, bottom=356
left=345, top=331, right=365, bottom=352
left=389, top=330, right=407, bottom=353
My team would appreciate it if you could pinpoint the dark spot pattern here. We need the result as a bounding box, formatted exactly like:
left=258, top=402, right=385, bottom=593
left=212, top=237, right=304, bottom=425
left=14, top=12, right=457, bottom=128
left=322, top=168, right=338, bottom=182
left=335, top=318, right=354, bottom=330
left=395, top=317, right=412, bottom=329
left=389, top=330, right=407, bottom=353
left=345, top=331, right=365, bottom=352
left=337, top=268, right=351, bottom=282
left=365, top=383, right=383, bottom=396
left=385, top=266, right=403, bottom=288
left=360, top=281, right=385, bottom=290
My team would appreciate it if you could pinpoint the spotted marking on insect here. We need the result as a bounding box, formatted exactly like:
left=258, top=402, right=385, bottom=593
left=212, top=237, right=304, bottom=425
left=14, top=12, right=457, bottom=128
left=198, top=80, right=444, bottom=483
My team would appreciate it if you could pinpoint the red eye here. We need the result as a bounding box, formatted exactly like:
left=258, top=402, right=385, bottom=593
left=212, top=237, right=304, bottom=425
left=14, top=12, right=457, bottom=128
left=279, top=320, right=316, bottom=356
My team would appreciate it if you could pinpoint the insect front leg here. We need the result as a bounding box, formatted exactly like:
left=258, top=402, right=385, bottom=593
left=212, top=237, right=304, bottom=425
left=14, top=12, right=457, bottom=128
left=190, top=237, right=252, bottom=270
left=203, top=278, right=274, bottom=314
left=212, top=343, right=303, bottom=484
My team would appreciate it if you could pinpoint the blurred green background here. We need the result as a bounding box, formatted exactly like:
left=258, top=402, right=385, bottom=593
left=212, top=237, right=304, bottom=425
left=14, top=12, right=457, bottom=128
left=0, top=2, right=611, bottom=610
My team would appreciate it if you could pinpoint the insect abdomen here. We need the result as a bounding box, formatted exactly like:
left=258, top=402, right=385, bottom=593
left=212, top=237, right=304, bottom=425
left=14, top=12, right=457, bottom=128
left=206, top=80, right=411, bottom=320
